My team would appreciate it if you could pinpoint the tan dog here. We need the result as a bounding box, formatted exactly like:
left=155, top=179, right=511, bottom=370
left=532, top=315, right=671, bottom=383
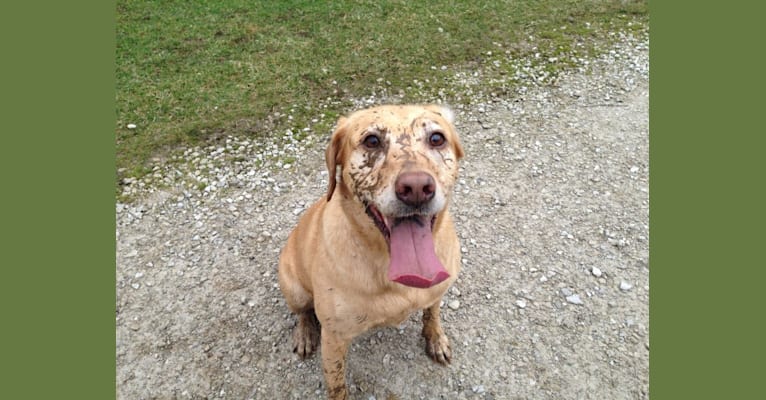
left=278, top=104, right=464, bottom=399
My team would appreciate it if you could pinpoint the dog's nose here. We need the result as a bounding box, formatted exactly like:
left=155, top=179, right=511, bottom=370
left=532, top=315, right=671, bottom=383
left=395, top=172, right=436, bottom=207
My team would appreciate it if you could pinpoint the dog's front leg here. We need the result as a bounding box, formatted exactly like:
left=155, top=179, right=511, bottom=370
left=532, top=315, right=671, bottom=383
left=321, top=328, right=350, bottom=400
left=422, top=302, right=452, bottom=364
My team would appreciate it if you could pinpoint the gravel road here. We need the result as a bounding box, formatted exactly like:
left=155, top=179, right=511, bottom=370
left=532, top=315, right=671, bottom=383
left=117, top=31, right=649, bottom=400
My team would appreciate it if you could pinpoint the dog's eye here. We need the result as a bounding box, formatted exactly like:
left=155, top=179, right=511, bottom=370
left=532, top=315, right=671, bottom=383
left=363, top=135, right=381, bottom=149
left=428, top=132, right=446, bottom=147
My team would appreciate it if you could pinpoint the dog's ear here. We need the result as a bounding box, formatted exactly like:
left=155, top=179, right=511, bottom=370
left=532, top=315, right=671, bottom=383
left=325, top=116, right=348, bottom=201
left=452, top=133, right=465, bottom=160
left=425, top=104, right=454, bottom=124
left=425, top=104, right=464, bottom=160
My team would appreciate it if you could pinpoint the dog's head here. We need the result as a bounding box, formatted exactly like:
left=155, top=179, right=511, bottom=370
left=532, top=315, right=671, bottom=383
left=325, top=104, right=464, bottom=288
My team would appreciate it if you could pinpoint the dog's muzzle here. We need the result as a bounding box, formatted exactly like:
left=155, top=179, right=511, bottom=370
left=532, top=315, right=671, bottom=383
left=364, top=171, right=449, bottom=289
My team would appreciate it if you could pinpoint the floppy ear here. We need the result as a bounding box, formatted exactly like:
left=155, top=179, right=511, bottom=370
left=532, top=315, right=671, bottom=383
left=452, top=133, right=465, bottom=160
left=325, top=116, right=348, bottom=201
left=425, top=104, right=454, bottom=124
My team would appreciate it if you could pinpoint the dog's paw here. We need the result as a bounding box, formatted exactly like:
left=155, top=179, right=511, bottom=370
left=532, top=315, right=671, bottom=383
left=424, top=333, right=452, bottom=365
left=292, top=312, right=320, bottom=358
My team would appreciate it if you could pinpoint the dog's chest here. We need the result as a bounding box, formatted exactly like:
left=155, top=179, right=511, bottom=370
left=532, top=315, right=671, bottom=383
left=340, top=288, right=443, bottom=332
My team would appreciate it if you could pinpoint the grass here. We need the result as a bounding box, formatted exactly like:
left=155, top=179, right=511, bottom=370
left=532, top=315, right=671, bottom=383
left=116, top=0, right=647, bottom=185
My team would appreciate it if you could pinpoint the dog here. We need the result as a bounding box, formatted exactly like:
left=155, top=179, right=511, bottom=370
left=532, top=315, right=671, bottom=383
left=278, top=104, right=464, bottom=399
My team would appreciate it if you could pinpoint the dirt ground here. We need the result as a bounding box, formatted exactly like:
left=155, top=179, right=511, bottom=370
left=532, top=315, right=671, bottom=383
left=116, top=34, right=648, bottom=400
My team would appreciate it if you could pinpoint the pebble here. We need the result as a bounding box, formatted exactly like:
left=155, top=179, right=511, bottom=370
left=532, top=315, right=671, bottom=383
left=619, top=281, right=633, bottom=291
left=448, top=300, right=460, bottom=310
left=560, top=288, right=573, bottom=297
left=127, top=123, right=136, bottom=129
left=515, top=299, right=527, bottom=309
left=566, top=294, right=583, bottom=305
left=591, top=267, right=603, bottom=277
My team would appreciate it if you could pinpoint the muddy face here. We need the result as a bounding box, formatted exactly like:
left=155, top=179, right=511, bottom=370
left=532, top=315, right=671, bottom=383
left=339, top=105, right=463, bottom=221
left=325, top=104, right=464, bottom=288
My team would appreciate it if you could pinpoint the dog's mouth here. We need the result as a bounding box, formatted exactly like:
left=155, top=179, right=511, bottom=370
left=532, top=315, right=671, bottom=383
left=365, top=205, right=437, bottom=242
left=365, top=205, right=392, bottom=241
left=365, top=204, right=449, bottom=289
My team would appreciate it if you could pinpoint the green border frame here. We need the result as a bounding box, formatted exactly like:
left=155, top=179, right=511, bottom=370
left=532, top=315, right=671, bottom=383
left=1, top=2, right=115, bottom=398
left=3, top=1, right=765, bottom=398
left=651, top=2, right=764, bottom=399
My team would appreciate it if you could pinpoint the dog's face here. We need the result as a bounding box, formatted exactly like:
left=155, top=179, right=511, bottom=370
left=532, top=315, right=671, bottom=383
left=326, top=104, right=464, bottom=288
left=326, top=104, right=463, bottom=216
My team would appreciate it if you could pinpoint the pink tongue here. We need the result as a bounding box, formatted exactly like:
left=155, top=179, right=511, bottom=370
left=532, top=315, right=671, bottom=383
left=387, top=217, right=450, bottom=288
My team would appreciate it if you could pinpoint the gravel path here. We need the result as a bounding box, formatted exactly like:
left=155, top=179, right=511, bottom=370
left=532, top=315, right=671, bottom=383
left=117, top=31, right=649, bottom=400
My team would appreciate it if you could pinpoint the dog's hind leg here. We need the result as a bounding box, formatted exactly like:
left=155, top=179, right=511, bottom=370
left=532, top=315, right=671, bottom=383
left=421, top=302, right=452, bottom=365
left=292, top=309, right=320, bottom=358
left=278, top=261, right=320, bottom=358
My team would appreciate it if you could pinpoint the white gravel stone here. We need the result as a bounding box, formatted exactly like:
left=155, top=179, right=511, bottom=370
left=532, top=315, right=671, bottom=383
left=515, top=299, right=527, bottom=309
left=566, top=294, right=583, bottom=305
left=591, top=267, right=603, bottom=277
left=619, top=281, right=633, bottom=291
left=448, top=300, right=460, bottom=310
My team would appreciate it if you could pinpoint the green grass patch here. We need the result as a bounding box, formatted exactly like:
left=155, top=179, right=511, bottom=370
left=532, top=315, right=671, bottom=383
left=117, top=0, right=647, bottom=187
